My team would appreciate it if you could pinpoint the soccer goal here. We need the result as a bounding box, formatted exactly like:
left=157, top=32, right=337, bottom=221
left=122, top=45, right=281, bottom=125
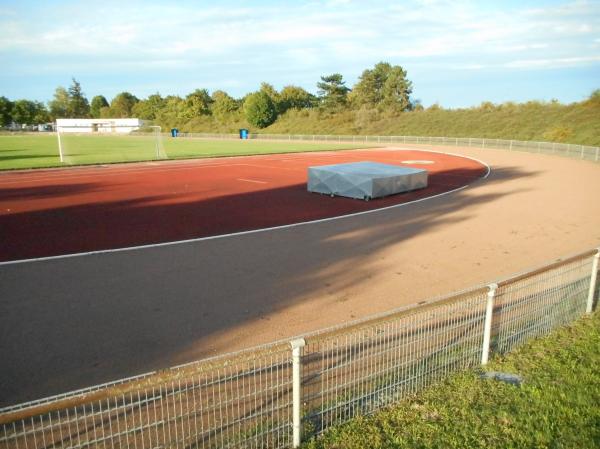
left=55, top=119, right=167, bottom=165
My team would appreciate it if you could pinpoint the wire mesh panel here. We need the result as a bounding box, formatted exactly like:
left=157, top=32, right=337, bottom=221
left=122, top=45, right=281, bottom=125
left=300, top=289, right=488, bottom=436
left=0, top=345, right=293, bottom=449
left=1, top=249, right=598, bottom=449
left=492, top=254, right=594, bottom=355
left=167, top=132, right=599, bottom=162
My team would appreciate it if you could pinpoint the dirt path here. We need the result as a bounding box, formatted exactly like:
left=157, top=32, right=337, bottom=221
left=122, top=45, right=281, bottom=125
left=1, top=145, right=599, bottom=406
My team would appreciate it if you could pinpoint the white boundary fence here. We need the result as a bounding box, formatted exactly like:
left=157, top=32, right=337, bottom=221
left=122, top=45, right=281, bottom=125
left=1, top=249, right=598, bottom=449
left=1, top=136, right=600, bottom=448
left=173, top=132, right=600, bottom=163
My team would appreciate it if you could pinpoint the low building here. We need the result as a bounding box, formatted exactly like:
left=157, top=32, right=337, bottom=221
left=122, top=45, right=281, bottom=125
left=55, top=118, right=143, bottom=133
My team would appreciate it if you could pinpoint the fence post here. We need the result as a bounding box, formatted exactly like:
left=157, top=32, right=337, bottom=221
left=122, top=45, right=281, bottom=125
left=586, top=250, right=600, bottom=314
left=481, top=283, right=498, bottom=365
left=291, top=338, right=306, bottom=447
left=595, top=147, right=599, bottom=162
left=509, top=140, right=513, bottom=151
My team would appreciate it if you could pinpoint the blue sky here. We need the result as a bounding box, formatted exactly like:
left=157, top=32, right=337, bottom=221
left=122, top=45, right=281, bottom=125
left=1, top=0, right=599, bottom=107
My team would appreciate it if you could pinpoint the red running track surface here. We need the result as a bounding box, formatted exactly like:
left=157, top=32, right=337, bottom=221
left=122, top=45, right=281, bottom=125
left=0, top=149, right=488, bottom=262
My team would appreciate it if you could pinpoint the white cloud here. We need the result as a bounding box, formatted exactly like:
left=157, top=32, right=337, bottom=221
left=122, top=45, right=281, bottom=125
left=1, top=0, right=599, bottom=103
left=505, top=55, right=600, bottom=69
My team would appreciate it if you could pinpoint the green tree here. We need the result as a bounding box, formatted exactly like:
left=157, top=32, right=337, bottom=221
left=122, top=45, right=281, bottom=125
left=132, top=93, right=166, bottom=120
left=317, top=73, right=350, bottom=110
left=243, top=91, right=277, bottom=128
left=185, top=89, right=213, bottom=118
left=211, top=90, right=239, bottom=123
left=279, top=85, right=316, bottom=112
left=110, top=92, right=139, bottom=118
left=90, top=95, right=109, bottom=118
left=68, top=78, right=90, bottom=117
left=155, top=95, right=187, bottom=127
left=0, top=96, right=13, bottom=127
left=350, top=62, right=412, bottom=111
left=48, top=86, right=70, bottom=119
left=32, top=101, right=50, bottom=123
left=11, top=99, right=47, bottom=125
left=259, top=82, right=282, bottom=112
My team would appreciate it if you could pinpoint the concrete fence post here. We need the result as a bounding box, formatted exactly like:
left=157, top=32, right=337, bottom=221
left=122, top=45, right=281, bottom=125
left=481, top=284, right=498, bottom=365
left=291, top=338, right=306, bottom=448
left=586, top=250, right=600, bottom=314
left=595, top=147, right=599, bottom=162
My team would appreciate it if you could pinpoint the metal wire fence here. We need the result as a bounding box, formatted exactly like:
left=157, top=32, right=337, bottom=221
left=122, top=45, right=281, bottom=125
left=1, top=248, right=598, bottom=448
left=174, top=132, right=600, bottom=162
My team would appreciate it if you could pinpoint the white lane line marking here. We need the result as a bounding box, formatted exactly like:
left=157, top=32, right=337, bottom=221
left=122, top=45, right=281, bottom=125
left=0, top=149, right=492, bottom=266
left=0, top=151, right=491, bottom=266
left=0, top=163, right=252, bottom=186
left=237, top=178, right=268, bottom=184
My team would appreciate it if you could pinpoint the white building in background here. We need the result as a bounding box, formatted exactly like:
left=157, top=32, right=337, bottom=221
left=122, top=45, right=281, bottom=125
left=55, top=118, right=143, bottom=133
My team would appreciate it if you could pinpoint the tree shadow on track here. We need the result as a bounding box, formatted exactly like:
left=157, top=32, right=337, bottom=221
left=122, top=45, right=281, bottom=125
left=0, top=165, right=536, bottom=406
left=0, top=182, right=107, bottom=200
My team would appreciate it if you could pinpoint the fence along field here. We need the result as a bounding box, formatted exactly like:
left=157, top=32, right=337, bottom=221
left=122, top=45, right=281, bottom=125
left=1, top=136, right=599, bottom=449
left=1, top=247, right=598, bottom=449
left=0, top=132, right=598, bottom=170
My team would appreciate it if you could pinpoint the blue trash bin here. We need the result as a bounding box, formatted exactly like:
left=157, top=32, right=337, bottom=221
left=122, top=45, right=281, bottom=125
left=239, top=128, right=248, bottom=140
left=171, top=128, right=179, bottom=137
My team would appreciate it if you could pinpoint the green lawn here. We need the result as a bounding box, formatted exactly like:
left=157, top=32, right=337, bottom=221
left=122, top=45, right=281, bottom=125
left=0, top=134, right=371, bottom=170
left=304, top=311, right=600, bottom=449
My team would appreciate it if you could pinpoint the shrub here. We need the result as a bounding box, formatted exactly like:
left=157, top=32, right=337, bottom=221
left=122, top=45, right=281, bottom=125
left=243, top=91, right=277, bottom=128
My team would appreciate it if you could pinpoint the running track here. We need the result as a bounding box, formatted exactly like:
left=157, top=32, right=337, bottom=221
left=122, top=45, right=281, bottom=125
left=0, top=149, right=487, bottom=262
left=2, top=145, right=600, bottom=406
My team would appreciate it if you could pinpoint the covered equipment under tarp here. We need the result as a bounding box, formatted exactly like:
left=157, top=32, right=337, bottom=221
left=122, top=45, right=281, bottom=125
left=308, top=161, right=428, bottom=200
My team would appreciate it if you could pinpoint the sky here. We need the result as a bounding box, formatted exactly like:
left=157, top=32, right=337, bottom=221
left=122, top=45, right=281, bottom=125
left=1, top=0, right=599, bottom=108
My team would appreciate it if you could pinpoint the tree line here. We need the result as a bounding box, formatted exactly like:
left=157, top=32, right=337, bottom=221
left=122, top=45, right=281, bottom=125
left=0, top=62, right=414, bottom=130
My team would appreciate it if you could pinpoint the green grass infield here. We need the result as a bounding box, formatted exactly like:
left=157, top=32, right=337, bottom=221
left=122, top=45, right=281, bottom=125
left=0, top=134, right=372, bottom=170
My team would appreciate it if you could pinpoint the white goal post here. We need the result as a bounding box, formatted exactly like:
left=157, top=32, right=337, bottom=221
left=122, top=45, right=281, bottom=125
left=55, top=119, right=166, bottom=164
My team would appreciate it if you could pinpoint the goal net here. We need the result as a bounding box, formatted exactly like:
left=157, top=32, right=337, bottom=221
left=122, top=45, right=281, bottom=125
left=56, top=121, right=166, bottom=165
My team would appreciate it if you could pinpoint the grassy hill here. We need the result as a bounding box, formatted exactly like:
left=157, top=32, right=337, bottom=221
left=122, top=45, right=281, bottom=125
left=178, top=93, right=600, bottom=146
left=264, top=95, right=600, bottom=146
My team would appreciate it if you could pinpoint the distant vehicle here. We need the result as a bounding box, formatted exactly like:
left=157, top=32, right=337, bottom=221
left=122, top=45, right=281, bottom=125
left=37, top=123, right=54, bottom=132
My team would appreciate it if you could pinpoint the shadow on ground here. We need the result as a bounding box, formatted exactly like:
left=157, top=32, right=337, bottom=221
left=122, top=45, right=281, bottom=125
left=0, top=165, right=535, bottom=406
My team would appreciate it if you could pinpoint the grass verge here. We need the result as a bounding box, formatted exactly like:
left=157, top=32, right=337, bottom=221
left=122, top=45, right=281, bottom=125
left=304, top=311, right=600, bottom=449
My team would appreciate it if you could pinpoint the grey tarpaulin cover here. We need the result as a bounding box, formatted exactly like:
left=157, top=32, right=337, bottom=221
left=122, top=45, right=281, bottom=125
left=307, top=161, right=428, bottom=200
